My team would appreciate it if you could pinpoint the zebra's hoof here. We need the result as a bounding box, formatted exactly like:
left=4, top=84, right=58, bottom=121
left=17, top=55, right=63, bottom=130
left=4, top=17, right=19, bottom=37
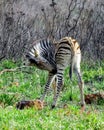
left=78, top=101, right=86, bottom=107
left=51, top=104, right=56, bottom=109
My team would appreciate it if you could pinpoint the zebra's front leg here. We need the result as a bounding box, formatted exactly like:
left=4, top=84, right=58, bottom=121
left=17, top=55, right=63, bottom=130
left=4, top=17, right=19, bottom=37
left=40, top=72, right=54, bottom=101
left=51, top=74, right=63, bottom=108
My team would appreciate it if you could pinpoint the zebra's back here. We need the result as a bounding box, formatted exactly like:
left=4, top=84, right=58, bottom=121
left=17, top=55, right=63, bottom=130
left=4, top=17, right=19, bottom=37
left=55, top=37, right=81, bottom=72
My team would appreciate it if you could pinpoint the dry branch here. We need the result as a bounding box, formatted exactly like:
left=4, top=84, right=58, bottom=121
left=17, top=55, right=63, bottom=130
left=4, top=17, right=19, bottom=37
left=0, top=66, right=31, bottom=75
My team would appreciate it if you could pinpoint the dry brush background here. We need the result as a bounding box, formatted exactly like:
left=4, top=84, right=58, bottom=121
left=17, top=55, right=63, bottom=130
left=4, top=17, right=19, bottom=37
left=0, top=0, right=104, bottom=61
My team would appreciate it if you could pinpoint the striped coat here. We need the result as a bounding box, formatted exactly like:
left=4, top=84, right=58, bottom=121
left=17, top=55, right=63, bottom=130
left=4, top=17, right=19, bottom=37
left=26, top=37, right=85, bottom=108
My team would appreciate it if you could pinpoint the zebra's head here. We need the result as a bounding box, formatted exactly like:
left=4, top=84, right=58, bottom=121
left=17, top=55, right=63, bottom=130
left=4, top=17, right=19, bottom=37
left=25, top=39, right=57, bottom=72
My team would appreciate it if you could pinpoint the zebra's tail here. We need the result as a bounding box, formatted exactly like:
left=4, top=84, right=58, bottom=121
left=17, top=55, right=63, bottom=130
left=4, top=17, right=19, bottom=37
left=69, top=60, right=73, bottom=80
left=69, top=55, right=75, bottom=80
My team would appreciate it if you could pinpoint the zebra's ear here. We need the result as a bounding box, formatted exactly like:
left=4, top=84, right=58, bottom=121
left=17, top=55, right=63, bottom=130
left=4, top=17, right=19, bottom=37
left=34, top=50, right=38, bottom=57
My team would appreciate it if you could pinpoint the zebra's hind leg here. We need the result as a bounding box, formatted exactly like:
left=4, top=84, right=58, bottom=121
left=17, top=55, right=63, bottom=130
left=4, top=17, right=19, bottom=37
left=40, top=72, right=55, bottom=101
left=51, top=76, right=57, bottom=98
left=75, top=67, right=85, bottom=107
left=73, top=53, right=85, bottom=107
left=51, top=73, right=64, bottom=108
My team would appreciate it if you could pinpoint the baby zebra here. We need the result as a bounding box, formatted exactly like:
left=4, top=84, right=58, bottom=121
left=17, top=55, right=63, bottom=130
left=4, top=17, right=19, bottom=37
left=26, top=37, right=85, bottom=108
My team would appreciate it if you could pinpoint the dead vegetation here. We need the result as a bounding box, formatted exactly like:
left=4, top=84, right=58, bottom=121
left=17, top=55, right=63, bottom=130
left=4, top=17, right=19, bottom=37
left=0, top=0, right=104, bottom=61
left=85, top=93, right=104, bottom=104
left=16, top=99, right=45, bottom=110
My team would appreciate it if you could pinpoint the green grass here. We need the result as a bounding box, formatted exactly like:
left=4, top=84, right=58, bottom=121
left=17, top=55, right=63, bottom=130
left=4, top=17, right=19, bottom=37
left=0, top=60, right=104, bottom=130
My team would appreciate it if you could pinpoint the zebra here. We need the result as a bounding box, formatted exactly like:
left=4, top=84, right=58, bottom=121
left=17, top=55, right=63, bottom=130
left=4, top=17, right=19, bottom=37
left=26, top=37, right=85, bottom=108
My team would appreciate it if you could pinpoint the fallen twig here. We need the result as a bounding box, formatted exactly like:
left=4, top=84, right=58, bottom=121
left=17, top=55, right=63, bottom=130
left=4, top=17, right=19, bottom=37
left=0, top=66, right=32, bottom=75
